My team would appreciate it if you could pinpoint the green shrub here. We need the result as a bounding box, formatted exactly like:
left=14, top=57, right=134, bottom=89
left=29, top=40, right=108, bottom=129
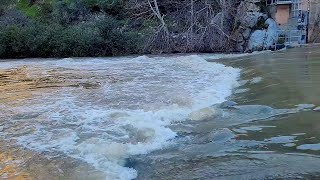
left=17, top=0, right=42, bottom=18
left=96, top=15, right=144, bottom=55
left=0, top=27, right=8, bottom=57
left=0, top=18, right=142, bottom=58
left=0, top=0, right=144, bottom=58
left=49, top=23, right=104, bottom=57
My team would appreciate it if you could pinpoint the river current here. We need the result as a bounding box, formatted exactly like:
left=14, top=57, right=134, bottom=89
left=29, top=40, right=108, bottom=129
left=0, top=47, right=320, bottom=179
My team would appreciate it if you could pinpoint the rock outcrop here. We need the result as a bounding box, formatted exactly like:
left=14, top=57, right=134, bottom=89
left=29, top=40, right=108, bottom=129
left=248, top=18, right=280, bottom=51
left=232, top=0, right=281, bottom=52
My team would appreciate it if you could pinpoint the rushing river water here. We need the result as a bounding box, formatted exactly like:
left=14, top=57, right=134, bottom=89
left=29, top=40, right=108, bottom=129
left=0, top=46, right=320, bottom=179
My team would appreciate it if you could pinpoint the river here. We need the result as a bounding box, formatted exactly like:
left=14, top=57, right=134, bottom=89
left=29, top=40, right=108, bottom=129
left=0, top=46, right=320, bottom=179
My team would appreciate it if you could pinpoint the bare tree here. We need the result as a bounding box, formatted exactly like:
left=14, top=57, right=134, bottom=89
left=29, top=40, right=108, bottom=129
left=128, top=0, right=241, bottom=53
left=146, top=0, right=170, bottom=52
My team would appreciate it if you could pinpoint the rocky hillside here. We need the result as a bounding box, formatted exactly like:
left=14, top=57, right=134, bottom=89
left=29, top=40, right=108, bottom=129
left=0, top=0, right=280, bottom=58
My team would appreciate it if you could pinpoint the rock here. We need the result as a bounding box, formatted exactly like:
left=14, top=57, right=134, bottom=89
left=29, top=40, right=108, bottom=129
left=211, top=12, right=234, bottom=33
left=237, top=1, right=261, bottom=18
left=242, top=28, right=251, bottom=40
left=283, top=143, right=296, bottom=147
left=247, top=18, right=281, bottom=51
left=264, top=18, right=281, bottom=49
left=236, top=42, right=245, bottom=52
left=236, top=1, right=260, bottom=27
left=236, top=33, right=244, bottom=42
left=232, top=30, right=245, bottom=52
left=211, top=12, right=223, bottom=26
left=248, top=30, right=267, bottom=51
left=189, top=107, right=218, bottom=121
left=313, top=106, right=320, bottom=111
left=297, top=143, right=320, bottom=151
left=265, top=136, right=297, bottom=144
left=239, top=12, right=268, bottom=28
left=220, top=101, right=238, bottom=109
left=296, top=104, right=316, bottom=109
left=210, top=128, right=236, bottom=143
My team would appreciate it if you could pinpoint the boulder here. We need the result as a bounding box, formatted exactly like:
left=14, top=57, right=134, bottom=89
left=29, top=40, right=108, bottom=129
left=188, top=107, right=218, bottom=121
left=236, top=42, right=245, bottom=52
left=264, top=18, right=281, bottom=48
left=247, top=18, right=281, bottom=51
left=237, top=1, right=260, bottom=16
left=243, top=28, right=251, bottom=40
left=239, top=12, right=268, bottom=29
left=211, top=12, right=223, bottom=26
left=248, top=30, right=267, bottom=51
left=211, top=12, right=234, bottom=33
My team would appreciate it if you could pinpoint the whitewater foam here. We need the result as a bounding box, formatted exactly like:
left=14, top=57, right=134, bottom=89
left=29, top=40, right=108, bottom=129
left=1, top=55, right=241, bottom=179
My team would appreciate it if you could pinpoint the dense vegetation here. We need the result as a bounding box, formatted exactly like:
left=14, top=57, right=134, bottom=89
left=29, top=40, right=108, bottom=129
left=0, top=0, right=240, bottom=58
left=0, top=0, right=147, bottom=58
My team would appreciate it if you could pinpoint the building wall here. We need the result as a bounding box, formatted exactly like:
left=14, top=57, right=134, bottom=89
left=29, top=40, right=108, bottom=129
left=275, top=5, right=291, bottom=25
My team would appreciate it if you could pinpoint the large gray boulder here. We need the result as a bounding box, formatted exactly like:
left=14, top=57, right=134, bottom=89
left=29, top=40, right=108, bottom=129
left=264, top=18, right=281, bottom=48
left=248, top=30, right=267, bottom=51
left=247, top=18, right=280, bottom=51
